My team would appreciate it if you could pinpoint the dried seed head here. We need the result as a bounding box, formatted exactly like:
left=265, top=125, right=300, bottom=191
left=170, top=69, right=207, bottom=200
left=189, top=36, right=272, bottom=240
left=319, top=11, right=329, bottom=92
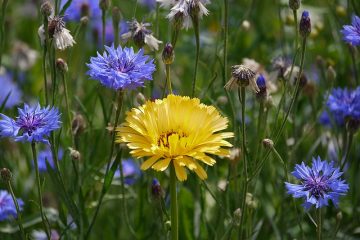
left=80, top=16, right=89, bottom=25
left=0, top=168, right=12, bottom=182
left=289, top=0, right=300, bottom=10
left=232, top=208, right=242, bottom=227
left=69, top=148, right=81, bottom=161
left=99, top=0, right=109, bottom=11
left=72, top=114, right=86, bottom=136
left=48, top=16, right=65, bottom=38
left=224, top=65, right=256, bottom=90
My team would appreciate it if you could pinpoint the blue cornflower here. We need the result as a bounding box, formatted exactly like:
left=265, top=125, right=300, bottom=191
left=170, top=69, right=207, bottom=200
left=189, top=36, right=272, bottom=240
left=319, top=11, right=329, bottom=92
left=0, top=72, right=22, bottom=109
left=0, top=190, right=24, bottom=221
left=285, top=157, right=349, bottom=210
left=61, top=0, right=101, bottom=22
left=0, top=103, right=61, bottom=144
left=321, top=87, right=360, bottom=127
left=35, top=147, right=64, bottom=173
left=87, top=45, right=156, bottom=90
left=341, top=15, right=360, bottom=46
left=114, top=159, right=141, bottom=185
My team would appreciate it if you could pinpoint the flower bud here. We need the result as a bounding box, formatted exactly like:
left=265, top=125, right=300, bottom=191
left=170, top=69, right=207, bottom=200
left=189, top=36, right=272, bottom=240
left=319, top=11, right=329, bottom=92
left=232, top=208, right=242, bottom=227
left=336, top=211, right=343, bottom=221
left=299, top=11, right=311, bottom=38
left=151, top=178, right=164, bottom=199
left=289, top=0, right=300, bottom=10
left=56, top=58, right=68, bottom=73
left=99, top=0, right=109, bottom=11
left=72, top=114, right=86, bottom=136
left=40, top=1, right=53, bottom=17
left=262, top=138, right=274, bottom=149
left=241, top=20, right=251, bottom=31
left=80, top=16, right=89, bottom=26
left=326, top=66, right=336, bottom=82
left=136, top=93, right=146, bottom=105
left=69, top=148, right=81, bottom=161
left=0, top=168, right=12, bottom=182
left=112, top=7, right=122, bottom=27
left=162, top=43, right=175, bottom=65
left=256, top=74, right=267, bottom=101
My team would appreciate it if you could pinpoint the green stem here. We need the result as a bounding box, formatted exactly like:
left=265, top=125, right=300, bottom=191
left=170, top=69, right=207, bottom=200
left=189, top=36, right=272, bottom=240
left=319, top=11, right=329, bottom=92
left=254, top=101, right=264, bottom=164
left=191, top=15, right=200, bottom=97
left=101, top=9, right=106, bottom=47
left=60, top=71, right=72, bottom=141
left=85, top=90, right=125, bottom=239
left=55, top=0, right=59, bottom=14
left=223, top=0, right=228, bottom=86
left=162, top=64, right=172, bottom=97
left=340, top=131, right=353, bottom=171
left=49, top=46, right=57, bottom=106
left=42, top=17, right=49, bottom=105
left=293, top=10, right=298, bottom=50
left=170, top=163, right=178, bottom=240
left=0, top=0, right=8, bottom=66
left=113, top=15, right=119, bottom=47
left=31, top=142, right=51, bottom=240
left=6, top=181, right=26, bottom=240
left=317, top=208, right=322, bottom=240
left=238, top=87, right=248, bottom=238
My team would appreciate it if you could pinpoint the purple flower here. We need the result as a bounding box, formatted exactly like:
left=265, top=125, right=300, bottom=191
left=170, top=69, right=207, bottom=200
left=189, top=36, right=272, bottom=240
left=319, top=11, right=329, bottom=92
left=285, top=157, right=349, bottom=210
left=0, top=190, right=24, bottom=221
left=114, top=159, right=141, bottom=185
left=0, top=103, right=61, bottom=144
left=321, top=87, right=360, bottom=127
left=35, top=147, right=64, bottom=173
left=0, top=72, right=22, bottom=109
left=61, top=0, right=101, bottom=22
left=341, top=15, right=360, bottom=46
left=87, top=45, right=156, bottom=90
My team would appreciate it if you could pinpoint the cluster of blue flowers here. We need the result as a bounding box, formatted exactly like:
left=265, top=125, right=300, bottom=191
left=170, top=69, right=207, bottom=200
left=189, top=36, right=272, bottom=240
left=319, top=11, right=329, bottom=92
left=286, top=157, right=349, bottom=210
left=0, top=103, right=61, bottom=144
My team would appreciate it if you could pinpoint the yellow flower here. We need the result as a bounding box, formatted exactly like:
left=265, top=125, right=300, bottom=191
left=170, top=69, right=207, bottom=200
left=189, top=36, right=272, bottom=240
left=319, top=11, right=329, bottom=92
left=116, top=95, right=233, bottom=181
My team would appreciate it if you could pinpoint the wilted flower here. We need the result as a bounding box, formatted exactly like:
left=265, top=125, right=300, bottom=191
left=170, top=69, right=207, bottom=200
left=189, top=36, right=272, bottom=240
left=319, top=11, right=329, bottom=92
left=11, top=41, right=38, bottom=71
left=224, top=64, right=259, bottom=92
left=122, top=19, right=162, bottom=51
left=0, top=71, right=22, bottom=109
left=285, top=157, right=349, bottom=210
left=38, top=16, right=76, bottom=50
left=0, top=103, right=61, bottom=144
left=158, top=0, right=210, bottom=29
left=117, top=94, right=233, bottom=181
left=341, top=15, right=360, bottom=46
left=87, top=45, right=156, bottom=90
left=35, top=147, right=63, bottom=173
left=61, top=0, right=101, bottom=21
left=0, top=190, right=24, bottom=221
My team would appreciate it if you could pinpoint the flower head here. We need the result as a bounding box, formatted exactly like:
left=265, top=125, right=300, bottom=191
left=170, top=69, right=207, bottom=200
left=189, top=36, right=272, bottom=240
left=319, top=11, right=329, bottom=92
left=158, top=0, right=210, bottom=29
left=114, top=158, right=141, bottom=185
left=224, top=64, right=259, bottom=92
left=61, top=0, right=101, bottom=22
left=0, top=103, right=61, bottom=144
left=341, top=15, right=360, bottom=46
left=299, top=10, right=311, bottom=38
left=321, top=87, right=360, bottom=128
left=0, top=190, right=24, bottom=221
left=117, top=94, right=233, bottom=181
left=285, top=157, right=349, bottom=210
left=121, top=19, right=162, bottom=51
left=35, top=147, right=64, bottom=173
left=0, top=71, right=22, bottom=109
left=87, top=45, right=156, bottom=90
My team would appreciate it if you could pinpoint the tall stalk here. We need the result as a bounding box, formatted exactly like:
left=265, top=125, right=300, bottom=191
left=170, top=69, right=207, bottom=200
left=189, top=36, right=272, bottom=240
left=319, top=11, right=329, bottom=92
left=191, top=15, right=200, bottom=97
left=170, top=163, right=179, bottom=240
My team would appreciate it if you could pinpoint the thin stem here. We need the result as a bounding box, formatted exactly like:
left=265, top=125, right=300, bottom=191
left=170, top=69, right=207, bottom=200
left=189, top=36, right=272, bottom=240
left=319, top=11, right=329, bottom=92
left=166, top=64, right=172, bottom=94
left=254, top=101, right=264, bottom=164
left=0, top=0, right=9, bottom=66
left=293, top=10, right=298, bottom=50
left=42, top=16, right=49, bottom=105
left=60, top=71, right=72, bottom=141
left=31, top=142, right=51, bottom=240
left=349, top=46, right=359, bottom=85
left=6, top=181, right=26, bottom=240
left=49, top=46, right=57, bottom=106
left=223, top=0, right=229, bottom=86
left=238, top=87, right=248, bottom=238
left=170, top=163, right=178, bottom=240
left=340, top=131, right=353, bottom=171
left=191, top=15, right=200, bottom=97
left=85, top=90, right=125, bottom=239
left=101, top=9, right=106, bottom=47
left=317, top=208, right=322, bottom=240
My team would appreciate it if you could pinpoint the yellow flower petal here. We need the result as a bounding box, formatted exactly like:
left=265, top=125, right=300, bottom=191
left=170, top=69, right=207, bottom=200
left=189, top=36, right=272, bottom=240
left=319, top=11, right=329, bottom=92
left=174, top=161, right=187, bottom=181
left=152, top=158, right=172, bottom=171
